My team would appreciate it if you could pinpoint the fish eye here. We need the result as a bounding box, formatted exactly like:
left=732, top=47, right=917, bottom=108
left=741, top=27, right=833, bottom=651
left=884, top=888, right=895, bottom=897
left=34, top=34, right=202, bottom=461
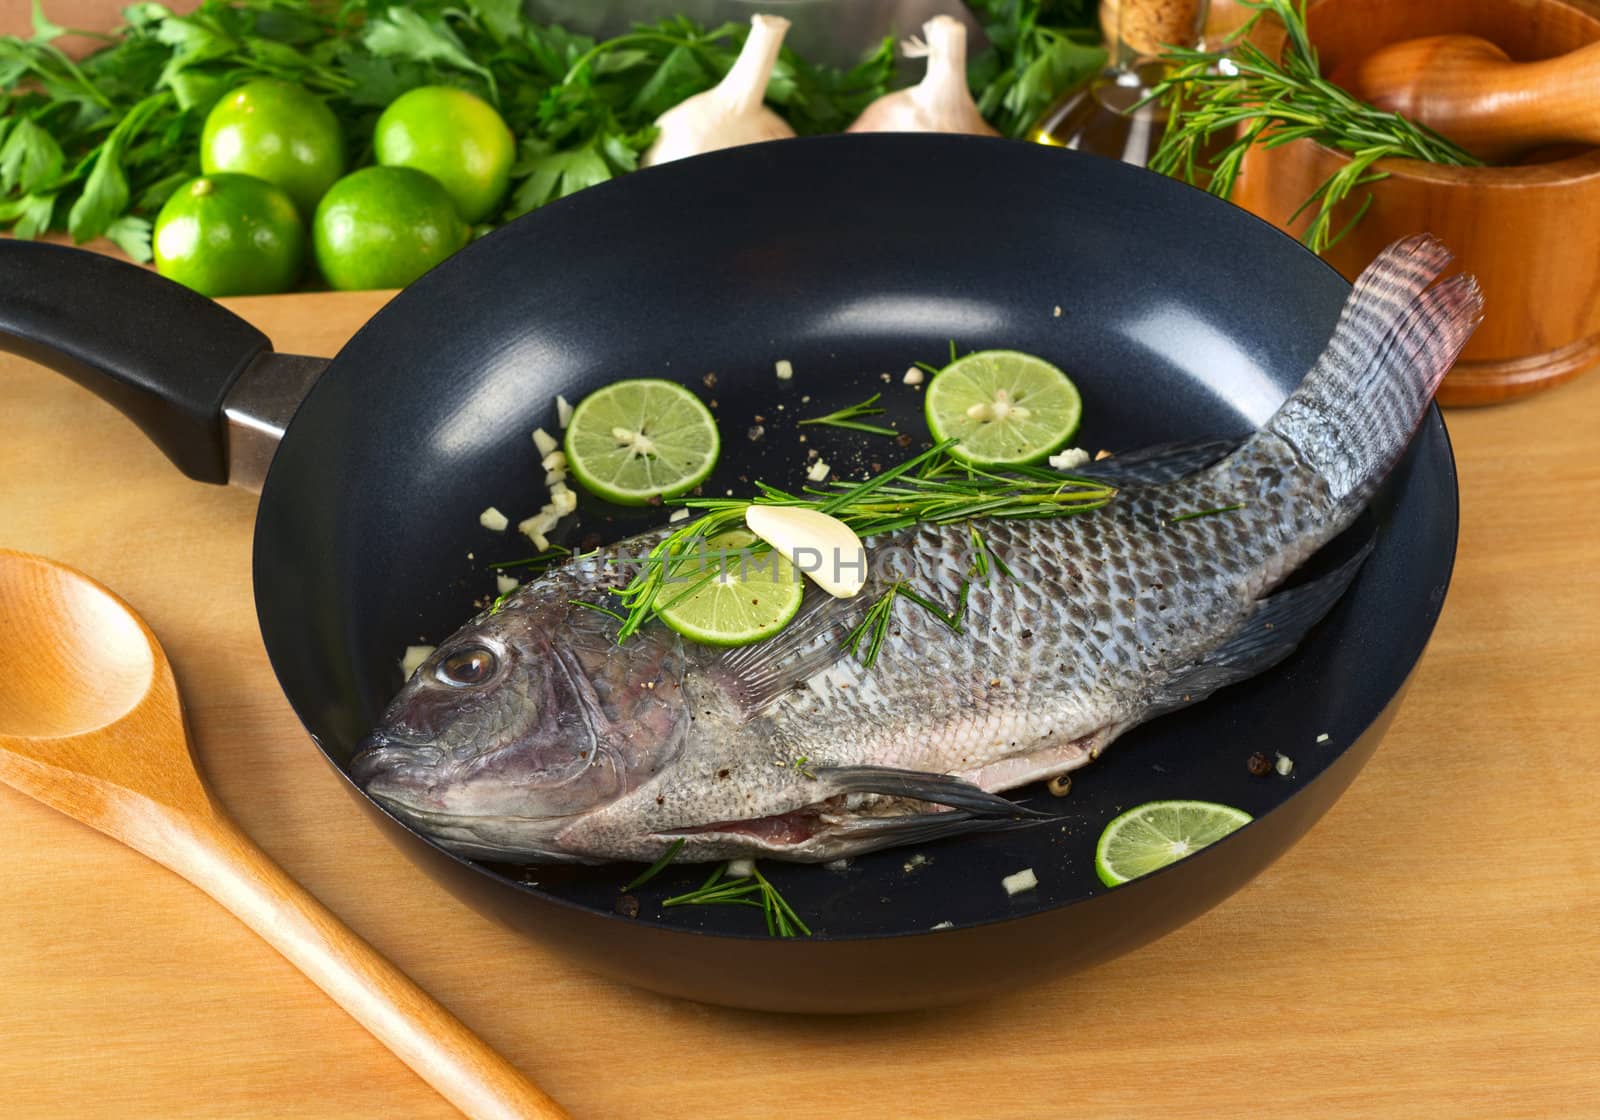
left=437, top=646, right=498, bottom=688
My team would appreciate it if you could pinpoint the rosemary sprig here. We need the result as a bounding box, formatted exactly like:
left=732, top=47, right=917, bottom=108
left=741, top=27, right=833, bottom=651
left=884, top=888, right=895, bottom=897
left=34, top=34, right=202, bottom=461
left=968, top=525, right=1016, bottom=582
left=662, top=861, right=812, bottom=937
left=619, top=838, right=685, bottom=893
left=491, top=545, right=573, bottom=571
left=1146, top=0, right=1480, bottom=253
left=569, top=598, right=627, bottom=622
left=797, top=393, right=898, bottom=437
left=844, top=580, right=966, bottom=669
left=612, top=442, right=1115, bottom=642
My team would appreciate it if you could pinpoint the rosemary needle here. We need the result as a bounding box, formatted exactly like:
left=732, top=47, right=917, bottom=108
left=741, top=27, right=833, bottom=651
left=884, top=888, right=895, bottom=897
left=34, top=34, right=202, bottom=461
left=620, top=838, right=685, bottom=893
left=798, top=393, right=898, bottom=437
left=662, top=861, right=812, bottom=937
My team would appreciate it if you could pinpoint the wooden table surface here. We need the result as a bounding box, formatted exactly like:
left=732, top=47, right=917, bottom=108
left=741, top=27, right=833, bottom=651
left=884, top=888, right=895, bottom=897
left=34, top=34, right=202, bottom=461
left=2, top=287, right=1598, bottom=1119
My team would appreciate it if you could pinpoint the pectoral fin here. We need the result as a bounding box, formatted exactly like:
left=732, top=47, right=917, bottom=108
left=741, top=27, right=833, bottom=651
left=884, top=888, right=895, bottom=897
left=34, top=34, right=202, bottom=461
left=819, top=765, right=1050, bottom=819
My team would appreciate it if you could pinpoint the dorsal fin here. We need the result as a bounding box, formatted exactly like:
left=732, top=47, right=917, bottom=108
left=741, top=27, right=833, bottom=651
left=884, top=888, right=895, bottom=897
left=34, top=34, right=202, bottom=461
left=1077, top=437, right=1244, bottom=486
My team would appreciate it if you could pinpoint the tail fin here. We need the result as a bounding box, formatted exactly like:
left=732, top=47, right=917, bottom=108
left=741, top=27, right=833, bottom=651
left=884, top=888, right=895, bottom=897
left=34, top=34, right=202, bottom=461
left=1266, top=235, right=1482, bottom=506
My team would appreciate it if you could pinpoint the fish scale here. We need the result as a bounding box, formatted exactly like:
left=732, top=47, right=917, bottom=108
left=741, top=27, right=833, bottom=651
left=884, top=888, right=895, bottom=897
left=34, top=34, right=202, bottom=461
left=352, top=235, right=1484, bottom=864
left=752, top=458, right=1328, bottom=788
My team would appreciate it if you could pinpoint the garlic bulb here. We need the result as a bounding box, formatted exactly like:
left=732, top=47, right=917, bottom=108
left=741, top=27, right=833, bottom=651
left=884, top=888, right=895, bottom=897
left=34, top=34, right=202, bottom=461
left=848, top=16, right=999, bottom=137
left=641, top=15, right=797, bottom=168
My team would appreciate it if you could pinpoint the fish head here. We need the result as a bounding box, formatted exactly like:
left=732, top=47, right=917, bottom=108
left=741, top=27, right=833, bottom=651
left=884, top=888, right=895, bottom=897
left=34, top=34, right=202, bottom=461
left=350, top=592, right=690, bottom=861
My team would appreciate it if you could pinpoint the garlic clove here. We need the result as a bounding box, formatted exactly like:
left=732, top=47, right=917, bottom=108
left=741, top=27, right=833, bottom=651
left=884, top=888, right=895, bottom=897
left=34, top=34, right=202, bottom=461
left=642, top=15, right=798, bottom=168
left=744, top=505, right=867, bottom=599
left=848, top=16, right=1000, bottom=137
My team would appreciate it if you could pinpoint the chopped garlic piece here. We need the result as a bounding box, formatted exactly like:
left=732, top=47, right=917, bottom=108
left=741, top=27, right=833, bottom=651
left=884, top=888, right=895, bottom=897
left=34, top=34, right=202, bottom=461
left=902, top=366, right=924, bottom=386
left=400, top=645, right=435, bottom=678
left=726, top=858, right=755, bottom=879
left=1316, top=732, right=1330, bottom=743
left=495, top=573, right=519, bottom=595
left=1048, top=447, right=1090, bottom=471
left=774, top=359, right=793, bottom=380
left=544, top=470, right=567, bottom=488
left=806, top=459, right=830, bottom=482
left=541, top=450, right=567, bottom=472
left=551, top=486, right=577, bottom=516
left=1275, top=752, right=1295, bottom=776
left=669, top=508, right=691, bottom=523
left=1053, top=305, right=1062, bottom=317
left=1001, top=868, right=1038, bottom=896
left=744, top=504, right=866, bottom=599
left=555, top=394, right=573, bottom=428
left=478, top=506, right=509, bottom=532
left=929, top=920, right=954, bottom=931
left=532, top=427, right=559, bottom=456
left=518, top=513, right=553, bottom=551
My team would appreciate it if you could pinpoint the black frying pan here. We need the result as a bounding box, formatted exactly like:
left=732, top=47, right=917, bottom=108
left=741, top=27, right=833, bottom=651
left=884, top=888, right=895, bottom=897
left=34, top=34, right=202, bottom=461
left=0, top=136, right=1456, bottom=1013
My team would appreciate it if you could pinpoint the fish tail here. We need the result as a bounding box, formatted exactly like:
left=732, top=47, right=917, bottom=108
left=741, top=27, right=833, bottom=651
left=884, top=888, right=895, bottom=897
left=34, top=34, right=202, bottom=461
left=1263, top=235, right=1482, bottom=507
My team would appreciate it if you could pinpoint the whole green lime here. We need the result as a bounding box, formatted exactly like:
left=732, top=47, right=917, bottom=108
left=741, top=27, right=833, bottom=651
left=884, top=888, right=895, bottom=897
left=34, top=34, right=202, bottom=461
left=201, top=79, right=345, bottom=216
left=312, top=166, right=469, bottom=290
left=153, top=174, right=305, bottom=297
left=373, top=86, right=515, bottom=224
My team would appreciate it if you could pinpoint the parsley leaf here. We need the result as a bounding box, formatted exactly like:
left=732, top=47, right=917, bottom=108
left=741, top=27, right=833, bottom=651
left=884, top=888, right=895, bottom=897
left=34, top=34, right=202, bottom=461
left=0, top=190, right=55, bottom=239
left=0, top=117, right=62, bottom=194
left=67, top=93, right=164, bottom=243
left=362, top=8, right=497, bottom=103
left=104, top=212, right=153, bottom=261
left=968, top=0, right=1104, bottom=137
left=30, top=0, right=66, bottom=45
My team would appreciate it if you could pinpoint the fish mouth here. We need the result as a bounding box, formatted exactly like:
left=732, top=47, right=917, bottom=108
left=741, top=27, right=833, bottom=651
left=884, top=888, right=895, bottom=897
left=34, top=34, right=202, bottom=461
left=361, top=786, right=589, bottom=864
left=348, top=734, right=445, bottom=786
left=352, top=736, right=593, bottom=864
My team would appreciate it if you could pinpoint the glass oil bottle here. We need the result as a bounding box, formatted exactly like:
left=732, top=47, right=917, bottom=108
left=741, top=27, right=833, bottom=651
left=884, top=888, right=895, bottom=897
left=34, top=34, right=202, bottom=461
left=1030, top=0, right=1210, bottom=167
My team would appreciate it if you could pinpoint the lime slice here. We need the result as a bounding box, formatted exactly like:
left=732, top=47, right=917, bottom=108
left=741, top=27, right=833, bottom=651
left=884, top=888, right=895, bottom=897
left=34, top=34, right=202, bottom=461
left=564, top=379, right=720, bottom=505
left=658, top=530, right=804, bottom=646
left=1094, top=799, right=1252, bottom=887
left=924, top=350, right=1082, bottom=466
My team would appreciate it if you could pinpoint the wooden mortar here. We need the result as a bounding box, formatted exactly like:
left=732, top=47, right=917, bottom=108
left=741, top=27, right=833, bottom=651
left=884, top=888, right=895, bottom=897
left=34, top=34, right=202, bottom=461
left=1231, top=0, right=1600, bottom=406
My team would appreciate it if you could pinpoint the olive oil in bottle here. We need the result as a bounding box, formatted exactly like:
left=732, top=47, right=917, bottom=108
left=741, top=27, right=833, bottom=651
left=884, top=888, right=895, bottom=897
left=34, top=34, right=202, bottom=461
left=1031, top=0, right=1208, bottom=167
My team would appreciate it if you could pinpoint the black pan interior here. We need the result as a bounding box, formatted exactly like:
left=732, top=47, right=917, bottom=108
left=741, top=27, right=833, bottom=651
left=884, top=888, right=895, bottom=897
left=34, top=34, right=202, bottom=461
left=253, top=136, right=1456, bottom=939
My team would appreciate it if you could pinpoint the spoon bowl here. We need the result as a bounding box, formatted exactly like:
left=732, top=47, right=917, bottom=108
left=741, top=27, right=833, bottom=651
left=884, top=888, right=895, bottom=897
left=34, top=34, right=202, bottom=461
left=0, top=549, right=567, bottom=1120
left=0, top=553, right=156, bottom=740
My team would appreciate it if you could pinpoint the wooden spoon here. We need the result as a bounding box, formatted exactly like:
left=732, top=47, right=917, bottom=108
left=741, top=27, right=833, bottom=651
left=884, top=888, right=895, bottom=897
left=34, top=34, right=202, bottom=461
left=0, top=550, right=569, bottom=1120
left=1341, top=34, right=1600, bottom=163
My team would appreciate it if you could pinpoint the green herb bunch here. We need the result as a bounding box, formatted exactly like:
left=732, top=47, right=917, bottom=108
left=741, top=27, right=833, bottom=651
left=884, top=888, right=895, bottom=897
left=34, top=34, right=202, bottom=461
left=0, top=0, right=895, bottom=258
left=967, top=0, right=1105, bottom=137
left=1146, top=0, right=1481, bottom=253
left=1, top=0, right=1108, bottom=262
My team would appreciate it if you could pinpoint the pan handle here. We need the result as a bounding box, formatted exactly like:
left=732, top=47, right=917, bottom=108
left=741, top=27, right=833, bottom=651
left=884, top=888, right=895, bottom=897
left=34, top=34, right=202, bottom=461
left=0, top=241, right=272, bottom=485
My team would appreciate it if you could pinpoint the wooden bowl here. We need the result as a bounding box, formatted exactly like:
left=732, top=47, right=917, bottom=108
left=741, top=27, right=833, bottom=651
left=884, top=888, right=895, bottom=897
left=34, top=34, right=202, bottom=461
left=1231, top=0, right=1600, bottom=406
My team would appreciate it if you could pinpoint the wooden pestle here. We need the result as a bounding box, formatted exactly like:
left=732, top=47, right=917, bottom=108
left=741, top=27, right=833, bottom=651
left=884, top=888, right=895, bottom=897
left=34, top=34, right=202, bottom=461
left=1339, top=34, right=1600, bottom=162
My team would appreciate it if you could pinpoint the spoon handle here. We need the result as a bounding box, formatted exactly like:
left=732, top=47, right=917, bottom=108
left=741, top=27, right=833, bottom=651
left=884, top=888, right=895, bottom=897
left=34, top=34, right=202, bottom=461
left=146, top=806, right=570, bottom=1120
